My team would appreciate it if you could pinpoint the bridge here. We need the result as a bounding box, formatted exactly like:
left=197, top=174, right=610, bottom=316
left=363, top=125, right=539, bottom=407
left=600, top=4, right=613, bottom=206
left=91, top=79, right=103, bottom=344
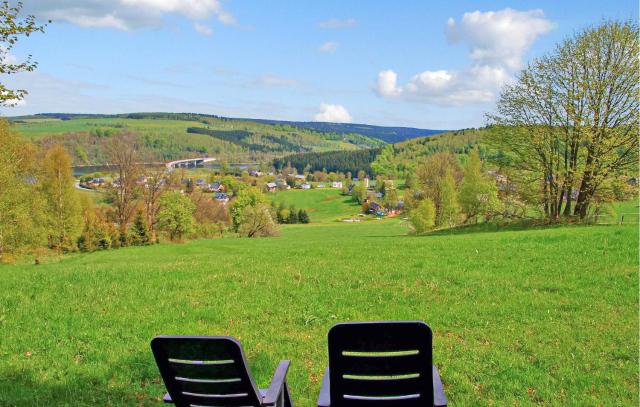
left=166, top=157, right=217, bottom=170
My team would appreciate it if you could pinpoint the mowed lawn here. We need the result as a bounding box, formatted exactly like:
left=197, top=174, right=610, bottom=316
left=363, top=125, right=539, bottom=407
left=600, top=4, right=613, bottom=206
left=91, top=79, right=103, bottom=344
left=0, top=219, right=637, bottom=406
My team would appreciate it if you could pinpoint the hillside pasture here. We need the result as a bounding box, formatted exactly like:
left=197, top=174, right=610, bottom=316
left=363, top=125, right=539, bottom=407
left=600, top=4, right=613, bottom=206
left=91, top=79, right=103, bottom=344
left=0, top=220, right=637, bottom=406
left=270, top=188, right=361, bottom=223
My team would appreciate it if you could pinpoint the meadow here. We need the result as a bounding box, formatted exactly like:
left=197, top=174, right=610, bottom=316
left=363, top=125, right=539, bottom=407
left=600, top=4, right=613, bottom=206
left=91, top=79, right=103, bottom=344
left=271, top=188, right=363, bottom=222
left=0, top=197, right=637, bottom=405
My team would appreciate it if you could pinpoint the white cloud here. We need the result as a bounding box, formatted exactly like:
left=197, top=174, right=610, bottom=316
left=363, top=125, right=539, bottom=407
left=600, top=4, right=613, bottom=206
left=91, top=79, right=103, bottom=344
left=376, top=66, right=509, bottom=105
left=445, top=8, right=553, bottom=70
left=319, top=41, right=339, bottom=53
left=318, top=18, right=357, bottom=29
left=375, top=8, right=552, bottom=106
left=193, top=22, right=213, bottom=36
left=313, top=103, right=352, bottom=123
left=23, top=0, right=236, bottom=30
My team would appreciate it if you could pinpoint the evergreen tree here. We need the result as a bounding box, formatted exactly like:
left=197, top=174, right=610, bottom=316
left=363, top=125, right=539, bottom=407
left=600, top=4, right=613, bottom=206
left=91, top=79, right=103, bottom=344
left=298, top=209, right=310, bottom=224
left=287, top=205, right=298, bottom=224
left=130, top=210, right=151, bottom=245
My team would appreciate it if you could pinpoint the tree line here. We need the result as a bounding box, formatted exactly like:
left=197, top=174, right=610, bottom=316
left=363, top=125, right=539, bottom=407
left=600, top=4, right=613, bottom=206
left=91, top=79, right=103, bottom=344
left=274, top=148, right=381, bottom=176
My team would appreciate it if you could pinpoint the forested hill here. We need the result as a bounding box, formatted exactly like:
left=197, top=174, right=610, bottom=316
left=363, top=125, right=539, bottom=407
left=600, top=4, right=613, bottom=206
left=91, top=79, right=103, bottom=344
left=244, top=119, right=447, bottom=143
left=10, top=112, right=386, bottom=165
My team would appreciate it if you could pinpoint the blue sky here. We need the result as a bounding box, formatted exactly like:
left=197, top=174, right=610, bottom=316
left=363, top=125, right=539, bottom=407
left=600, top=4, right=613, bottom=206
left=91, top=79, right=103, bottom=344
left=1, top=0, right=637, bottom=129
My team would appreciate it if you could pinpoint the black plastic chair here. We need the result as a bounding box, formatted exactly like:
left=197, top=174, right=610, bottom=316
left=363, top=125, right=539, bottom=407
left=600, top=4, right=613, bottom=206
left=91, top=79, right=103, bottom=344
left=317, top=321, right=447, bottom=406
left=151, top=335, right=293, bottom=407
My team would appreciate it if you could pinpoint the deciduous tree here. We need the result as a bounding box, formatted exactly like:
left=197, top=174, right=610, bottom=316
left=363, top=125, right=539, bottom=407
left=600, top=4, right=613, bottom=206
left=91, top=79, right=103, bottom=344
left=40, top=144, right=81, bottom=251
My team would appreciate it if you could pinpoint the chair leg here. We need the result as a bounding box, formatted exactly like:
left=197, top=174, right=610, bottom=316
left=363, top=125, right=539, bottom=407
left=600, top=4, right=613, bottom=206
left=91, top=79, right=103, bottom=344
left=283, top=382, right=293, bottom=407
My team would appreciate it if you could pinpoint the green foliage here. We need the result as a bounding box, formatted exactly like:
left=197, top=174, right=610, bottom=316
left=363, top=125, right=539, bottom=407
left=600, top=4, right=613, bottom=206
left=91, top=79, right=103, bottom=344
left=157, top=191, right=196, bottom=241
left=438, top=170, right=460, bottom=227
left=238, top=203, right=279, bottom=237
left=370, top=145, right=396, bottom=177
left=351, top=183, right=367, bottom=205
left=409, top=198, right=436, bottom=234
left=229, top=187, right=267, bottom=232
left=0, top=2, right=48, bottom=105
left=0, top=120, right=44, bottom=260
left=40, top=144, right=82, bottom=252
left=459, top=149, right=500, bottom=223
left=274, top=148, right=381, bottom=176
left=130, top=210, right=151, bottom=246
left=297, top=209, right=310, bottom=224
left=287, top=205, right=298, bottom=224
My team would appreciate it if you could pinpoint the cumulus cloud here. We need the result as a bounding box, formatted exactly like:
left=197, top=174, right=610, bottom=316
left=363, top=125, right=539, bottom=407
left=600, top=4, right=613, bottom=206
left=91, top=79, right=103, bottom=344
left=445, top=8, right=553, bottom=69
left=318, top=18, right=357, bottom=29
left=375, top=8, right=552, bottom=106
left=313, top=103, right=352, bottom=123
left=193, top=22, right=213, bottom=36
left=23, top=0, right=236, bottom=30
left=319, top=41, right=339, bottom=53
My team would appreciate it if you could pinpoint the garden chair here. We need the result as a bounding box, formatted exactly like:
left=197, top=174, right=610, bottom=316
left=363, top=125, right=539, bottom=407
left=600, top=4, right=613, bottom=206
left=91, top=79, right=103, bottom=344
left=317, top=321, right=447, bottom=406
left=151, top=335, right=293, bottom=407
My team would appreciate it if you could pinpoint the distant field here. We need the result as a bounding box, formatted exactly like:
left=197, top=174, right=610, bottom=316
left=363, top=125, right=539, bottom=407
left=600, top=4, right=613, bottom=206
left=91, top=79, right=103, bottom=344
left=0, top=216, right=637, bottom=406
left=270, top=188, right=362, bottom=222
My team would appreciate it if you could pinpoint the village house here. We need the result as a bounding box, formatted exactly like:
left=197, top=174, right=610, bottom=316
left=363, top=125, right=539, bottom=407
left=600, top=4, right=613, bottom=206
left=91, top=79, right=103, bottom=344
left=214, top=192, right=229, bottom=203
left=266, top=182, right=277, bottom=192
left=300, top=183, right=311, bottom=190
left=207, top=182, right=224, bottom=192
left=331, top=181, right=343, bottom=189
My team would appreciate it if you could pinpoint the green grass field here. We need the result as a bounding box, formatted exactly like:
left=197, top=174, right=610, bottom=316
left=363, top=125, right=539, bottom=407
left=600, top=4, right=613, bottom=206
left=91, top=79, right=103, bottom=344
left=271, top=188, right=362, bottom=222
left=0, top=213, right=637, bottom=405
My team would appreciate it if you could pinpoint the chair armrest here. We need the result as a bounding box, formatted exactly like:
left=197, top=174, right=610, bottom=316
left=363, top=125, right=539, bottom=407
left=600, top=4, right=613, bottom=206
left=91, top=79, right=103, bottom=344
left=433, top=365, right=447, bottom=407
left=262, top=360, right=291, bottom=406
left=317, top=368, right=330, bottom=407
left=163, top=392, right=173, bottom=403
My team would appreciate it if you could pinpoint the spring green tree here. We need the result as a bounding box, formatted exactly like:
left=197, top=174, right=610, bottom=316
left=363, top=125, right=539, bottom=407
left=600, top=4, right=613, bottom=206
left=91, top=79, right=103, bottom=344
left=487, top=20, right=638, bottom=220
left=409, top=198, right=436, bottom=234
left=438, top=169, right=460, bottom=228
left=0, top=120, right=43, bottom=260
left=0, top=1, right=48, bottom=105
left=40, top=144, right=82, bottom=251
left=459, top=149, right=500, bottom=223
left=229, top=187, right=267, bottom=231
left=158, top=191, right=196, bottom=241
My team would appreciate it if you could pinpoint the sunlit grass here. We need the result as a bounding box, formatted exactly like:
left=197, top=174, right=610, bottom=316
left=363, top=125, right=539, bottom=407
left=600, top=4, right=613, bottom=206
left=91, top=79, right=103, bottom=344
left=0, top=217, right=637, bottom=406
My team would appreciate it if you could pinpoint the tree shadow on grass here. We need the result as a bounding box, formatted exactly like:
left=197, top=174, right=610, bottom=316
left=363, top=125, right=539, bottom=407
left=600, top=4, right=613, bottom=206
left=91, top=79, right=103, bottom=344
left=0, top=352, right=166, bottom=406
left=365, top=219, right=614, bottom=239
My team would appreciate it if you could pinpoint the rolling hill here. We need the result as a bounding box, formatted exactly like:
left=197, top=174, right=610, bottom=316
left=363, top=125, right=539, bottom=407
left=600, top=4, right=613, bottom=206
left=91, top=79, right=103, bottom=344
left=246, top=118, right=447, bottom=143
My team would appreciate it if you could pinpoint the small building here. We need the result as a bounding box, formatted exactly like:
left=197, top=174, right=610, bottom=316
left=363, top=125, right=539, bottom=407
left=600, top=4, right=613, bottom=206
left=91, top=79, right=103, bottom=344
left=332, top=181, right=343, bottom=189
left=249, top=170, right=263, bottom=177
left=208, top=182, right=223, bottom=192
left=294, top=174, right=306, bottom=181
left=300, top=183, right=311, bottom=190
left=266, top=182, right=277, bottom=192
left=214, top=192, right=229, bottom=203
left=195, top=178, right=207, bottom=187
left=317, top=184, right=326, bottom=188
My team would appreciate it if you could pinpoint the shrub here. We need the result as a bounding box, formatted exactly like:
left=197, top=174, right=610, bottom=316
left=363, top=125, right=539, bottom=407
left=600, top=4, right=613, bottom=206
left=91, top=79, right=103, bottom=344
left=409, top=198, right=436, bottom=234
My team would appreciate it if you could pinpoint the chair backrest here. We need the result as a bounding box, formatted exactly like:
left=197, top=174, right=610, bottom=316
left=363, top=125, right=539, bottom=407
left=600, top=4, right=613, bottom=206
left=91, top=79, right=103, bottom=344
left=151, top=336, right=262, bottom=407
left=328, top=321, right=434, bottom=407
